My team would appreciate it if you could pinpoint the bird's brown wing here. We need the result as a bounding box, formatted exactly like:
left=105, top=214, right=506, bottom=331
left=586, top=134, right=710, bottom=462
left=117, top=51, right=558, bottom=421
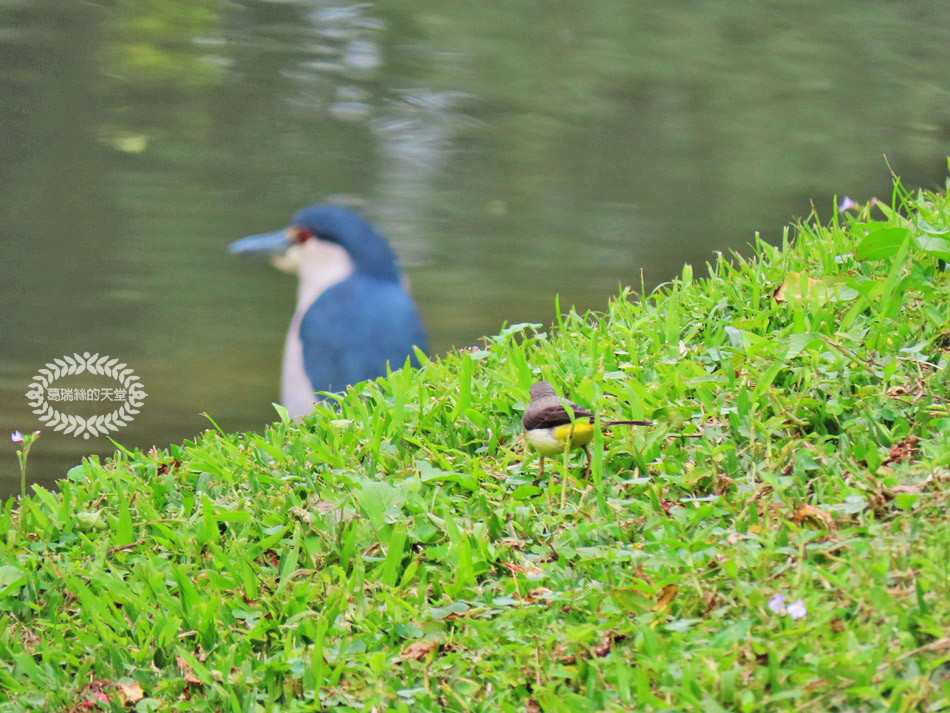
left=522, top=400, right=595, bottom=430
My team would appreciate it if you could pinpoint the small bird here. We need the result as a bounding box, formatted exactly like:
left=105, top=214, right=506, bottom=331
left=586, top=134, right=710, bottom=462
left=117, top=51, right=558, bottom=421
left=522, top=380, right=650, bottom=479
left=230, top=204, right=428, bottom=417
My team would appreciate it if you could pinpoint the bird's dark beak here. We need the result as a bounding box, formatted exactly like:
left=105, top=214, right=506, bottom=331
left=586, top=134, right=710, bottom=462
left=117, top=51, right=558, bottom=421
left=228, top=230, right=292, bottom=256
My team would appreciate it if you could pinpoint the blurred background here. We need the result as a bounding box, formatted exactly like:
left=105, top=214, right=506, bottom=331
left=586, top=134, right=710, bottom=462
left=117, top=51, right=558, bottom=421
left=2, top=1, right=949, bottom=495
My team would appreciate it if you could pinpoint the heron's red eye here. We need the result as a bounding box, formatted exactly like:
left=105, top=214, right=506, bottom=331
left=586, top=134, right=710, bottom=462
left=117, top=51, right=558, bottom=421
left=292, top=228, right=312, bottom=244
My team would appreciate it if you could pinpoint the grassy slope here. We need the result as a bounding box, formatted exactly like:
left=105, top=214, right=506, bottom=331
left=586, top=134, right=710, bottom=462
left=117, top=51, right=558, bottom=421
left=3, top=174, right=950, bottom=712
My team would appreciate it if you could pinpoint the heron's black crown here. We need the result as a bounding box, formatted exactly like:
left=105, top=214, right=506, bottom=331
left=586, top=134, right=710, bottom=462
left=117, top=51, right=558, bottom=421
left=292, top=204, right=402, bottom=282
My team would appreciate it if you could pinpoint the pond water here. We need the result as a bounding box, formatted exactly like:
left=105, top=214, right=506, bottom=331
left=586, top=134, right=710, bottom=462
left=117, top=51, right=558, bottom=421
left=2, top=1, right=949, bottom=495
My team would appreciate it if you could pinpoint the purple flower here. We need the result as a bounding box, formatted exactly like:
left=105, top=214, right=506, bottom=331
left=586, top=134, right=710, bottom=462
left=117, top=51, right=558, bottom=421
left=838, top=196, right=855, bottom=212
left=767, top=593, right=785, bottom=614
left=787, top=599, right=807, bottom=620
left=10, top=431, right=23, bottom=443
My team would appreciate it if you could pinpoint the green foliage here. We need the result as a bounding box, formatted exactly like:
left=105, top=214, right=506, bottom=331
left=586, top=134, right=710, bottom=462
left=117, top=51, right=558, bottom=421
left=101, top=0, right=222, bottom=89
left=3, top=172, right=950, bottom=710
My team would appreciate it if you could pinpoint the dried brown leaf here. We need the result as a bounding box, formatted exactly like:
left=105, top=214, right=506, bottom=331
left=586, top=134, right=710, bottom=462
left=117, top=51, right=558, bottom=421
left=653, top=584, right=678, bottom=613
left=553, top=644, right=576, bottom=664
left=793, top=504, right=835, bottom=529
left=157, top=459, right=181, bottom=476
left=887, top=483, right=923, bottom=496
left=116, top=682, right=144, bottom=705
left=592, top=632, right=615, bottom=658
left=176, top=655, right=202, bottom=685
left=883, top=435, right=918, bottom=466
left=400, top=640, right=437, bottom=661
left=502, top=562, right=527, bottom=574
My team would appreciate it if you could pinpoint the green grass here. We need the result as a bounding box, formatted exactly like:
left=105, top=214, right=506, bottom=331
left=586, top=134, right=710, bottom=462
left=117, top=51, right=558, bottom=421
left=3, top=168, right=950, bottom=712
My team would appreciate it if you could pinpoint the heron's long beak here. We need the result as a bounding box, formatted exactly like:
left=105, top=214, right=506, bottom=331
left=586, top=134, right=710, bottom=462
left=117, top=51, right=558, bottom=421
left=228, top=230, right=292, bottom=256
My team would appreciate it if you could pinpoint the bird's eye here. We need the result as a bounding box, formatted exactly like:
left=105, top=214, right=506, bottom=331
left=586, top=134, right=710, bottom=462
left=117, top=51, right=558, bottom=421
left=292, top=228, right=313, bottom=244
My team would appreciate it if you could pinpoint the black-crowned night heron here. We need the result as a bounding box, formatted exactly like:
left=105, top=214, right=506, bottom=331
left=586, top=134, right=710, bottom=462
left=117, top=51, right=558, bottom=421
left=230, top=204, right=428, bottom=417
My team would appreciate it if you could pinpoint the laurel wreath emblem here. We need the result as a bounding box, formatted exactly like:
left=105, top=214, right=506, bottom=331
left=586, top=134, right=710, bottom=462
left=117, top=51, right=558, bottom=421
left=25, top=352, right=147, bottom=439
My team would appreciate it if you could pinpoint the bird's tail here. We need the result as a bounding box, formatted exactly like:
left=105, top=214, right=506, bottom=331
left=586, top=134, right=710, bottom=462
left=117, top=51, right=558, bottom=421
left=602, top=419, right=652, bottom=427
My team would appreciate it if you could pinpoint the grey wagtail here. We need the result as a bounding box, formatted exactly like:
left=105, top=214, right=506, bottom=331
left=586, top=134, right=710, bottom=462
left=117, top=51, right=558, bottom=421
left=522, top=380, right=651, bottom=478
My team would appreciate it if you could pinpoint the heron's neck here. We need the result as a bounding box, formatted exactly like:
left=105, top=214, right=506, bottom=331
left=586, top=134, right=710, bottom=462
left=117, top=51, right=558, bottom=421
left=279, top=241, right=353, bottom=418
left=292, top=241, right=354, bottom=319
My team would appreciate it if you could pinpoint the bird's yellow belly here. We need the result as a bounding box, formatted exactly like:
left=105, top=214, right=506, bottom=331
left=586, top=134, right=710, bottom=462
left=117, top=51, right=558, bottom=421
left=526, top=422, right=595, bottom=456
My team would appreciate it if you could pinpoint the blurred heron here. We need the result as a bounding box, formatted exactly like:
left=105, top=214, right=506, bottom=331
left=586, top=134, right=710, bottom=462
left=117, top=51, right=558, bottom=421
left=230, top=204, right=428, bottom=417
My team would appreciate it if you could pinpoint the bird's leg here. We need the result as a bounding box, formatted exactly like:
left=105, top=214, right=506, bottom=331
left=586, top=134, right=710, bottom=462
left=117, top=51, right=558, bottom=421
left=560, top=440, right=572, bottom=509
left=583, top=446, right=592, bottom=478
left=537, top=455, right=545, bottom=481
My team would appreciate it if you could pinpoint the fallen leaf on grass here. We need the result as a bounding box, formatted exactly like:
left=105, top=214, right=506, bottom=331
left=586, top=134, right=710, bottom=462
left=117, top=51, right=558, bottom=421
left=79, top=681, right=112, bottom=709
left=502, top=562, right=543, bottom=578
left=400, top=640, right=437, bottom=661
left=652, top=584, right=678, bottom=613
left=887, top=483, right=923, bottom=496
left=792, top=504, right=835, bottom=529
left=553, top=644, right=576, bottom=664
left=593, top=631, right=624, bottom=658
left=156, top=459, right=181, bottom=476
left=883, top=435, right=918, bottom=466
left=177, top=655, right=202, bottom=685
left=496, top=536, right=527, bottom=550
left=886, top=584, right=915, bottom=598
left=630, top=565, right=652, bottom=586
left=80, top=692, right=110, bottom=709
left=525, top=698, right=542, bottom=713
left=714, top=474, right=734, bottom=496
left=514, top=586, right=553, bottom=605
left=116, top=682, right=144, bottom=705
